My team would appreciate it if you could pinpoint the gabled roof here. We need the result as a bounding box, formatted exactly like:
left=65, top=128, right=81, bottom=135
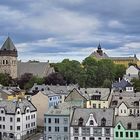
left=115, top=116, right=140, bottom=130
left=112, top=78, right=132, bottom=89
left=17, top=61, right=54, bottom=78
left=71, top=108, right=114, bottom=126
left=1, top=37, right=17, bottom=51
left=65, top=88, right=88, bottom=102
left=0, top=99, right=37, bottom=114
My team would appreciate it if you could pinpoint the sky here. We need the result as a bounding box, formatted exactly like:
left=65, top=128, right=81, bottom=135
left=0, top=0, right=140, bottom=62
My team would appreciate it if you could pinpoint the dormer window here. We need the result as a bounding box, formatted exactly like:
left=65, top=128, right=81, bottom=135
left=26, top=109, right=30, bottom=113
left=112, top=100, right=118, bottom=105
left=127, top=123, right=132, bottom=129
left=17, top=111, right=20, bottom=114
left=134, top=101, right=139, bottom=106
left=137, top=123, right=140, bottom=130
left=90, top=120, right=94, bottom=125
left=78, top=117, right=84, bottom=126
left=101, top=118, right=106, bottom=126
left=118, top=125, right=121, bottom=129
left=1, top=110, right=4, bottom=114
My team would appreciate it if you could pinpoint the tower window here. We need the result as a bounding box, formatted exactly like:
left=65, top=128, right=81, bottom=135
left=3, top=60, right=5, bottom=65
left=6, top=60, right=8, bottom=64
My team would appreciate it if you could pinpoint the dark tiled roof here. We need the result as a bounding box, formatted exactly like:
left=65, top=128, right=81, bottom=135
left=1, top=37, right=17, bottom=51
left=112, top=79, right=132, bottom=89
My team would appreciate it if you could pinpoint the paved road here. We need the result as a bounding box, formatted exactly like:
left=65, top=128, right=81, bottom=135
left=26, top=133, right=43, bottom=140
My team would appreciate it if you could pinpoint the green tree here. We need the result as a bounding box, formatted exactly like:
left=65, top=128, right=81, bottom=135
left=131, top=78, right=140, bottom=91
left=0, top=73, right=13, bottom=86
left=102, top=79, right=112, bottom=89
left=82, top=57, right=98, bottom=87
left=114, top=64, right=126, bottom=80
left=97, top=59, right=115, bottom=86
left=55, top=59, right=84, bottom=85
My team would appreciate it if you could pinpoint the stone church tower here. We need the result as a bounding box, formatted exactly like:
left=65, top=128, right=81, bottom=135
left=0, top=37, right=18, bottom=79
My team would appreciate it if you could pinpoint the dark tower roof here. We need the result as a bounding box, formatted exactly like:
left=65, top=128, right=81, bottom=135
left=98, top=43, right=101, bottom=50
left=0, top=37, right=18, bottom=57
left=97, top=43, right=103, bottom=55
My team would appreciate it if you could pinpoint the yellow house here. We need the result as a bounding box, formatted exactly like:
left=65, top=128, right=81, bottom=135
left=110, top=56, right=138, bottom=67
left=82, top=88, right=111, bottom=109
left=7, top=90, right=25, bottom=100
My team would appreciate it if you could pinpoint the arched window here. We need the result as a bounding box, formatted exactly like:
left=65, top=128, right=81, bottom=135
left=101, top=118, right=106, bottom=126
left=90, top=120, right=94, bottom=125
left=118, top=125, right=121, bottom=129
left=6, top=60, right=8, bottom=64
left=3, top=60, right=5, bottom=65
left=134, top=101, right=139, bottom=106
left=78, top=117, right=84, bottom=126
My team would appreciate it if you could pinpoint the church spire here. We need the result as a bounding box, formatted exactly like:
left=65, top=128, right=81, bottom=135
left=1, top=37, right=17, bottom=51
left=97, top=43, right=103, bottom=55
left=98, top=43, right=101, bottom=50
left=0, top=37, right=18, bottom=57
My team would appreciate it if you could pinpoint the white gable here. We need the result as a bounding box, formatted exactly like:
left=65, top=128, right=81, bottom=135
left=118, top=102, right=128, bottom=116
left=86, top=113, right=98, bottom=126
left=126, top=65, right=139, bottom=76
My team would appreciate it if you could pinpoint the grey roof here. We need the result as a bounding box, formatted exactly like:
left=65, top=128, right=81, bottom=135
left=45, top=102, right=72, bottom=116
left=112, top=79, right=132, bottom=90
left=115, top=116, right=140, bottom=129
left=71, top=108, right=114, bottom=126
left=30, top=84, right=78, bottom=96
left=90, top=51, right=109, bottom=59
left=0, top=99, right=36, bottom=114
left=110, top=92, right=140, bottom=108
left=1, top=37, right=17, bottom=51
left=79, top=88, right=110, bottom=100
left=17, top=61, right=54, bottom=78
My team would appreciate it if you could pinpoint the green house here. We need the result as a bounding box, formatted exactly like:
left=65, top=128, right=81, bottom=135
left=114, top=117, right=140, bottom=140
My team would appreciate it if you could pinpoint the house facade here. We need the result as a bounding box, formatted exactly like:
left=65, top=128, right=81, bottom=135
left=85, top=88, right=111, bottom=109
left=0, top=99, right=37, bottom=140
left=70, top=108, right=114, bottom=140
left=44, top=104, right=71, bottom=140
left=114, top=117, right=140, bottom=140
left=65, top=88, right=88, bottom=108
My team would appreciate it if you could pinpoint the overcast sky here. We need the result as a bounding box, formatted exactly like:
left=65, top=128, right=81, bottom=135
left=0, top=0, right=140, bottom=62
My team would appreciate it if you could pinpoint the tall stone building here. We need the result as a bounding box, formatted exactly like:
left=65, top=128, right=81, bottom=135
left=0, top=37, right=18, bottom=78
left=0, top=37, right=54, bottom=79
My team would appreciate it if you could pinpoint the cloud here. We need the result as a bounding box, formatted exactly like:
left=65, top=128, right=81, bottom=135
left=108, top=20, right=124, bottom=29
left=0, top=0, right=140, bottom=62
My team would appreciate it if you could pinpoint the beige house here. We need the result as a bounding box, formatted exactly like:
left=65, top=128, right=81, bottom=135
left=27, top=91, right=49, bottom=127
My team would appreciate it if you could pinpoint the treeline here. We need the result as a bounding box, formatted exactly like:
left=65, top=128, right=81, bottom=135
left=51, top=57, right=126, bottom=88
left=0, top=57, right=126, bottom=89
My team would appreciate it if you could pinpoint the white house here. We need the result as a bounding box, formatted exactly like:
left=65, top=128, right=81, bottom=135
left=70, top=108, right=114, bottom=140
left=110, top=92, right=140, bottom=117
left=0, top=99, right=37, bottom=140
left=125, top=65, right=140, bottom=81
